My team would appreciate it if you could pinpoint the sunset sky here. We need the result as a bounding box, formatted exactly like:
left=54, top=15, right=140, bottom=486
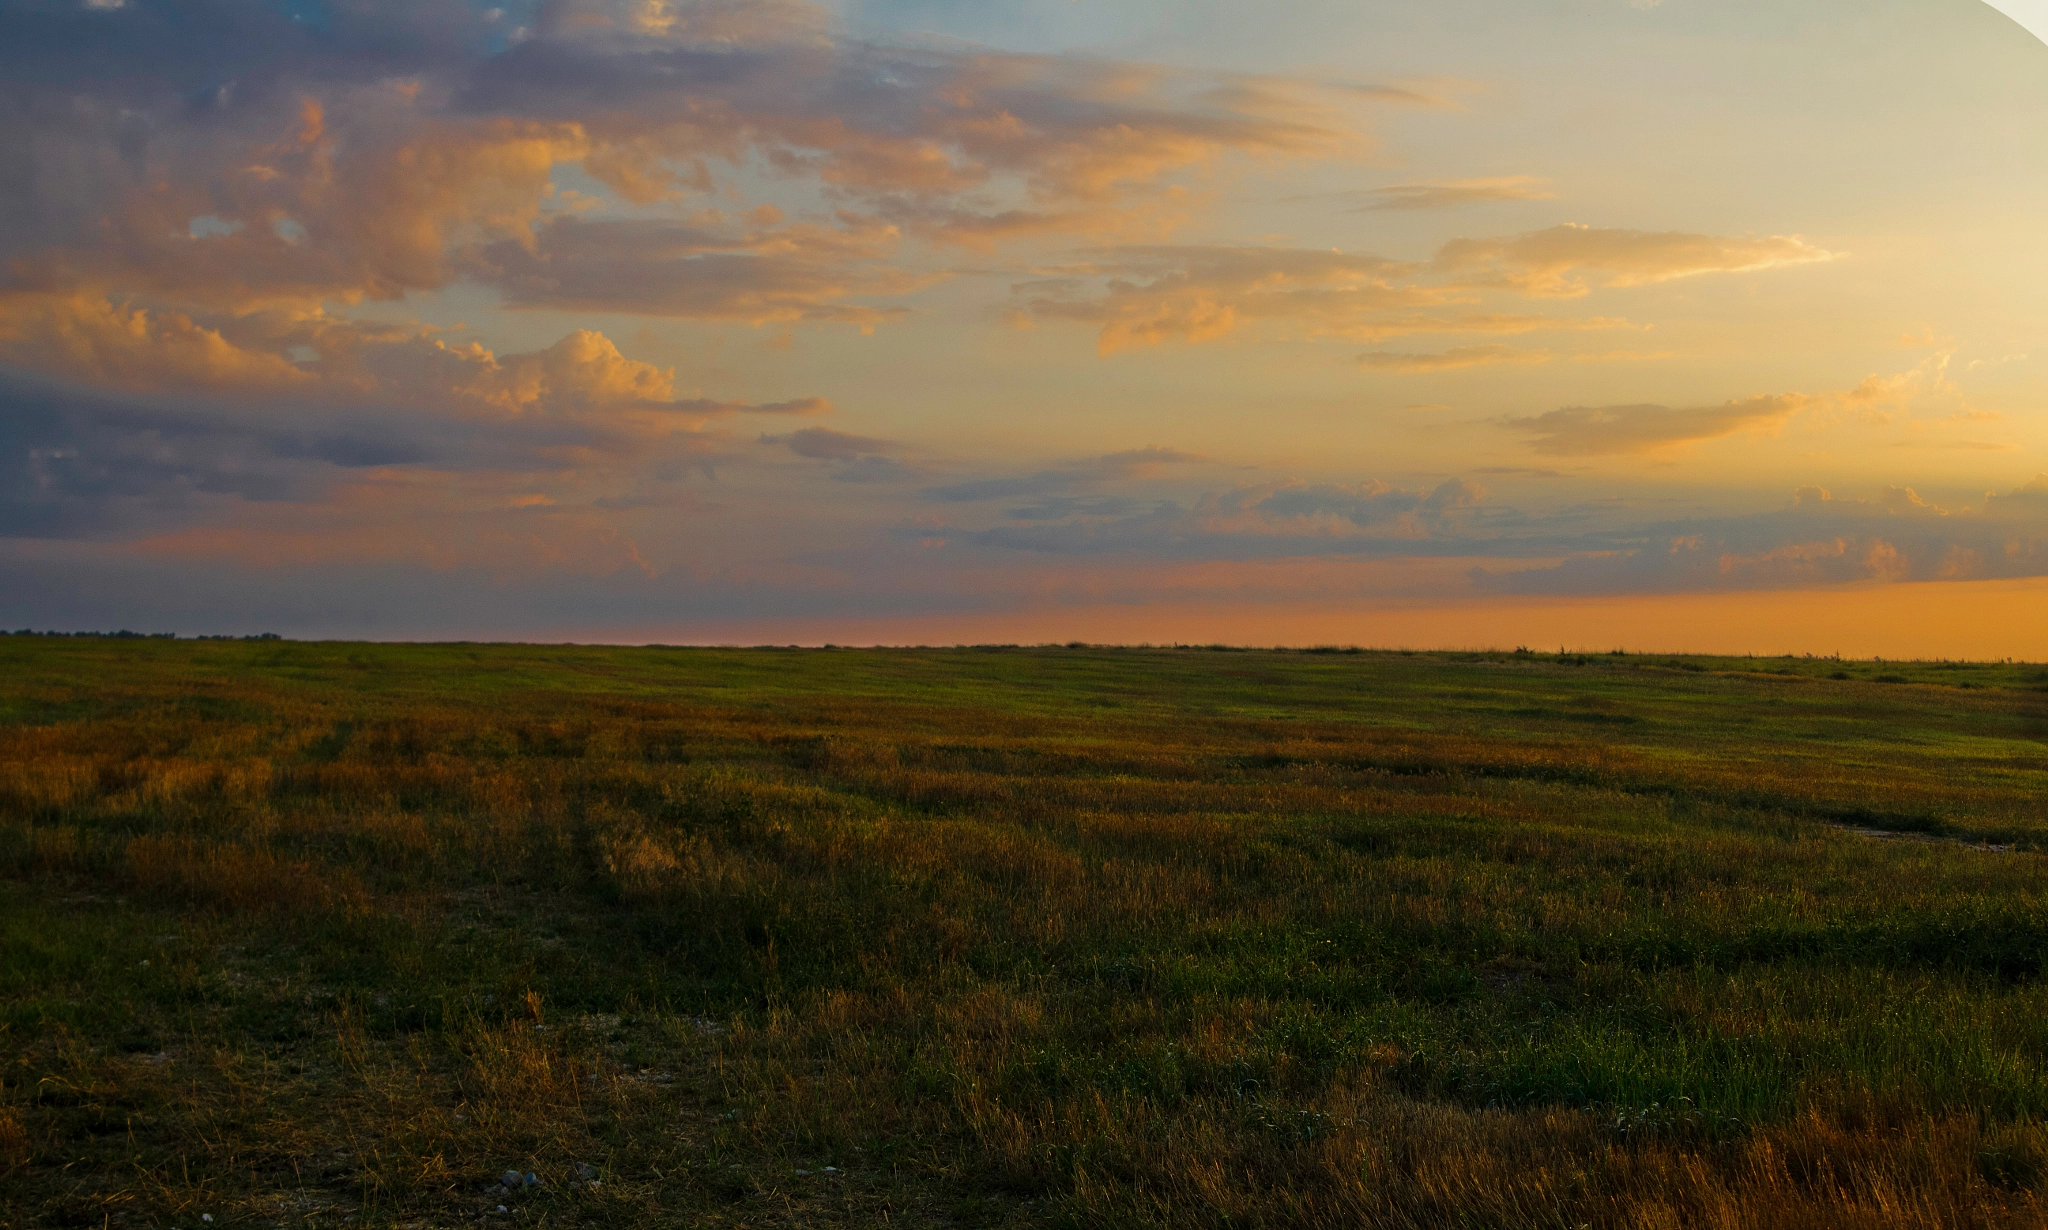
left=5, top=0, right=2048, bottom=653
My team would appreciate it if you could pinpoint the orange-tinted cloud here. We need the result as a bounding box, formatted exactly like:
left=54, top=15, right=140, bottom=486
left=1356, top=176, right=1556, bottom=211
left=1434, top=224, right=1837, bottom=297
left=1015, top=246, right=1443, bottom=354
left=0, top=295, right=826, bottom=438
left=1010, top=226, right=1813, bottom=353
left=1356, top=344, right=1549, bottom=372
left=0, top=294, right=313, bottom=395
left=4, top=3, right=1367, bottom=337
left=471, top=214, right=927, bottom=325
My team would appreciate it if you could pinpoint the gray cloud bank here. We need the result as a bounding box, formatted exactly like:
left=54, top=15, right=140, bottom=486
left=1474, top=480, right=2048, bottom=594
left=915, top=465, right=2048, bottom=597
left=10, top=460, right=2048, bottom=635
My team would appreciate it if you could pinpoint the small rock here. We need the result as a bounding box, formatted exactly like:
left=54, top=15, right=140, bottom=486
left=523, top=1172, right=539, bottom=1189
left=587, top=1181, right=602, bottom=1190
left=496, top=1204, right=508, bottom=1214
left=202, top=1218, right=214, bottom=1225
left=823, top=1166, right=839, bottom=1173
left=795, top=1169, right=810, bottom=1177
left=501, top=1170, right=524, bottom=1190
left=574, top=1162, right=598, bottom=1180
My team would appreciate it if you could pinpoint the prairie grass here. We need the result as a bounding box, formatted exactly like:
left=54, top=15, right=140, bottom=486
left=3, top=640, right=2047, bottom=1226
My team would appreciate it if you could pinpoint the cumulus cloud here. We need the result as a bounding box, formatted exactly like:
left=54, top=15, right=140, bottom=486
left=0, top=304, right=826, bottom=431
left=0, top=294, right=317, bottom=396
left=426, top=329, right=834, bottom=424
left=0, top=317, right=842, bottom=548
left=1507, top=394, right=1809, bottom=455
left=1355, top=176, right=1557, bottom=211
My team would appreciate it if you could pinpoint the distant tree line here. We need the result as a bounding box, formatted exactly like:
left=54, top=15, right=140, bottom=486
left=2, top=630, right=281, bottom=640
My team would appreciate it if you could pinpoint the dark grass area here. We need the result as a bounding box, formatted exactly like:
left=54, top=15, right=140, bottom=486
left=3, top=641, right=2048, bottom=1228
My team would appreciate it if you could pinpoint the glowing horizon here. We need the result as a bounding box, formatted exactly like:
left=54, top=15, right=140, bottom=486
left=3, top=0, right=2046, bottom=651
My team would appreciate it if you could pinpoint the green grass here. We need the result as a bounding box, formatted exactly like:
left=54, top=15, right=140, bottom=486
left=3, top=640, right=2047, bottom=1227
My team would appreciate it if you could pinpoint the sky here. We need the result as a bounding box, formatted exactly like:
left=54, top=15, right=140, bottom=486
left=4, top=0, right=2048, bottom=653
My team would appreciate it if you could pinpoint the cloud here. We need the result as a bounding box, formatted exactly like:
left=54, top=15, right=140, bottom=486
left=0, top=0, right=1368, bottom=362
left=1434, top=224, right=1837, bottom=298
left=901, top=468, right=2048, bottom=607
left=921, top=447, right=1202, bottom=502
left=1965, top=352, right=2029, bottom=371
left=0, top=291, right=836, bottom=429
left=1476, top=478, right=2048, bottom=597
left=928, top=474, right=1489, bottom=558
left=1892, top=439, right=2020, bottom=452
left=0, top=315, right=847, bottom=548
left=1507, top=394, right=1809, bottom=455
left=0, top=0, right=1383, bottom=576
left=1013, top=246, right=1430, bottom=354
left=0, top=376, right=328, bottom=537
left=1337, top=313, right=1644, bottom=342
left=3, top=0, right=2003, bottom=626
left=448, top=329, right=682, bottom=417
left=1250, top=478, right=1484, bottom=529
left=1355, top=176, right=1556, bottom=211
left=1094, top=447, right=1205, bottom=478
left=1357, top=344, right=1549, bottom=372
left=766, top=426, right=898, bottom=459
left=1010, top=227, right=1809, bottom=353
left=537, top=0, right=831, bottom=47
left=759, top=425, right=928, bottom=483
left=1792, top=485, right=1949, bottom=516
left=1002, top=496, right=1152, bottom=522
left=1014, top=250, right=1642, bottom=354
left=1496, top=357, right=1993, bottom=460
left=1323, top=82, right=1459, bottom=108
left=0, top=294, right=317, bottom=396
left=469, top=214, right=927, bottom=326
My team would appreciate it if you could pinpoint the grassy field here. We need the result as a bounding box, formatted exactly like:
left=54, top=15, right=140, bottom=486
left=4, top=639, right=2048, bottom=1229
